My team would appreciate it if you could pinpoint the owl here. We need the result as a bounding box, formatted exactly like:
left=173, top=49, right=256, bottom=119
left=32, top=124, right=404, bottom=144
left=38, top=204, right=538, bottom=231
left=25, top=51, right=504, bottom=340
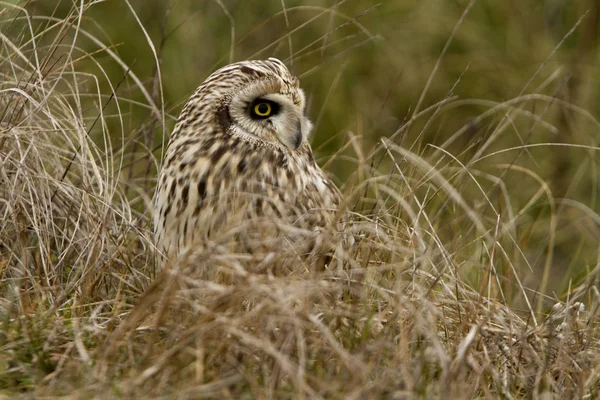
left=154, top=58, right=341, bottom=259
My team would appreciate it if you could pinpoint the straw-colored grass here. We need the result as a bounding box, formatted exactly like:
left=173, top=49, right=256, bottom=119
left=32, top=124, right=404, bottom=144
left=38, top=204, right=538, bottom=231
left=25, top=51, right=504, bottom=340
left=1, top=1, right=599, bottom=398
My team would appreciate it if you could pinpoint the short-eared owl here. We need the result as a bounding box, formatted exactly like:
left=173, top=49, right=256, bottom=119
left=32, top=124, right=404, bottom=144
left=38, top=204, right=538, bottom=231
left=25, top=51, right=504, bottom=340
left=154, top=58, right=340, bottom=258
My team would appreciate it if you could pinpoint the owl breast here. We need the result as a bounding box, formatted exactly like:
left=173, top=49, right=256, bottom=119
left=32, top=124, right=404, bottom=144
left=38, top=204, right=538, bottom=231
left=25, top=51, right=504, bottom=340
left=154, top=131, right=340, bottom=258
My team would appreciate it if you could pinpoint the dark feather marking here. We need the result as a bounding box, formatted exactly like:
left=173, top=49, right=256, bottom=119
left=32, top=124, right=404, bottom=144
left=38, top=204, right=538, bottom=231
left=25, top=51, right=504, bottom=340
left=180, top=138, right=200, bottom=147
left=216, top=103, right=232, bottom=132
left=197, top=179, right=207, bottom=200
left=240, top=65, right=264, bottom=78
left=292, top=120, right=302, bottom=149
left=181, top=183, right=190, bottom=206
left=163, top=202, right=172, bottom=219
left=237, top=158, right=247, bottom=173
left=211, top=146, right=227, bottom=164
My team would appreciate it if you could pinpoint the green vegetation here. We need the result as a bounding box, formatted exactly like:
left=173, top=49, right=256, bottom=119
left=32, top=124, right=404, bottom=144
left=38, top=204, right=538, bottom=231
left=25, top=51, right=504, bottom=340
left=1, top=0, right=599, bottom=397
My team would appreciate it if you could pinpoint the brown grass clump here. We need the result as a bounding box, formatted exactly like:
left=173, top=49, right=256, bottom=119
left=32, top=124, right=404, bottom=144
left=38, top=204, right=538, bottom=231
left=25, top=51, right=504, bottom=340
left=1, top=1, right=600, bottom=398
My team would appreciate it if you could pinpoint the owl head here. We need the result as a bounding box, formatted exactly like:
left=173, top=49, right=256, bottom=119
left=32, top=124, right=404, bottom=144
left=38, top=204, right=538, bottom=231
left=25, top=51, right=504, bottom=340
left=173, top=58, right=312, bottom=151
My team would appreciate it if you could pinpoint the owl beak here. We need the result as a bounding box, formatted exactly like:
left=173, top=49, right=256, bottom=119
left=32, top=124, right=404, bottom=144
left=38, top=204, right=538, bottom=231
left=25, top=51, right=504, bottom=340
left=292, top=119, right=303, bottom=150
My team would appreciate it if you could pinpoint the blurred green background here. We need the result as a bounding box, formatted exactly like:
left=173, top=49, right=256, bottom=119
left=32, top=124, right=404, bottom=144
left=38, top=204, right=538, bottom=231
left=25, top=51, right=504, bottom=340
left=26, top=0, right=597, bottom=153
left=18, top=0, right=600, bottom=297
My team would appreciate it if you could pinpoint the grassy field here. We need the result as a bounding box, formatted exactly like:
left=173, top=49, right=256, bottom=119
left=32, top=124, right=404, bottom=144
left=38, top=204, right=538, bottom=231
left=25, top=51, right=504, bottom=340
left=1, top=0, right=600, bottom=398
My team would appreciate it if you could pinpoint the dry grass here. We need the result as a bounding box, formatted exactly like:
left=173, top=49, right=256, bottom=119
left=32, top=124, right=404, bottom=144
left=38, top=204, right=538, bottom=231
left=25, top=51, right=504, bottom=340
left=1, top=1, right=600, bottom=398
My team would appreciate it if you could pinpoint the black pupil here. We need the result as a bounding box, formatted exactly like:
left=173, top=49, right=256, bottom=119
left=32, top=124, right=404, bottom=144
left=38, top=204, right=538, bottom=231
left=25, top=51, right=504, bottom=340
left=257, top=103, right=269, bottom=114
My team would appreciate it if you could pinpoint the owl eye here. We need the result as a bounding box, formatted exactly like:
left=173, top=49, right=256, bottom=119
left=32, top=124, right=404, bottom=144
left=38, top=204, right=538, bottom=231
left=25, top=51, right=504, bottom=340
left=250, top=100, right=279, bottom=119
left=254, top=102, right=271, bottom=116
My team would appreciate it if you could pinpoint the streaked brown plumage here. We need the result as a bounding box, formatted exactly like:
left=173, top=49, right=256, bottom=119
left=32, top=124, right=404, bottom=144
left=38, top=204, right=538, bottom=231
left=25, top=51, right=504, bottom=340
left=154, top=58, right=340, bottom=259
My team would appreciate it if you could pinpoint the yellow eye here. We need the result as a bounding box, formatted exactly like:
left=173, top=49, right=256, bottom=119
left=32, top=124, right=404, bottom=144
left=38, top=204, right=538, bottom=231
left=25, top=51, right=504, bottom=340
left=253, top=102, right=272, bottom=117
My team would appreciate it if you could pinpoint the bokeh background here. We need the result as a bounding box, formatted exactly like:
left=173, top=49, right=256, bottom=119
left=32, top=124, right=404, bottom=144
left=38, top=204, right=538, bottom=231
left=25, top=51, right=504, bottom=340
left=21, top=0, right=600, bottom=297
